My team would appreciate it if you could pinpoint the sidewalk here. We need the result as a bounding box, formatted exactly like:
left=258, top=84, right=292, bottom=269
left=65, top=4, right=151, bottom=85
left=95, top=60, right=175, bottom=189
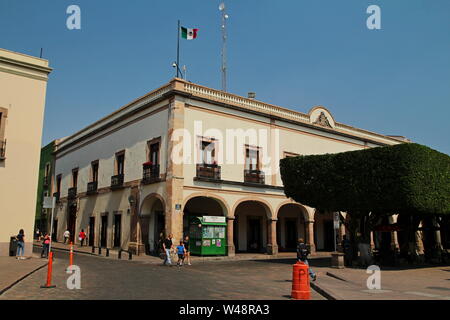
left=33, top=240, right=332, bottom=265
left=311, top=264, right=450, bottom=300
left=0, top=255, right=47, bottom=295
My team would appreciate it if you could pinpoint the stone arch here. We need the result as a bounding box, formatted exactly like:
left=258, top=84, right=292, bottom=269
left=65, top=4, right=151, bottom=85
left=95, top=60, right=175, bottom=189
left=182, top=193, right=230, bottom=239
left=232, top=198, right=274, bottom=253
left=232, top=197, right=273, bottom=219
left=139, top=193, right=166, bottom=216
left=276, top=202, right=309, bottom=251
left=139, top=193, right=166, bottom=255
left=183, top=192, right=230, bottom=217
left=275, top=200, right=309, bottom=221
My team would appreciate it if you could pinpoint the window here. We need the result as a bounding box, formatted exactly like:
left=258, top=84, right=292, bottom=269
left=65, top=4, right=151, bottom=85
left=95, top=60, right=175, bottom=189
left=56, top=174, right=62, bottom=193
left=115, top=151, right=125, bottom=175
left=44, top=163, right=51, bottom=178
left=72, top=169, right=78, bottom=188
left=91, top=161, right=99, bottom=182
left=199, top=138, right=217, bottom=165
left=245, top=146, right=260, bottom=171
left=148, top=140, right=160, bottom=165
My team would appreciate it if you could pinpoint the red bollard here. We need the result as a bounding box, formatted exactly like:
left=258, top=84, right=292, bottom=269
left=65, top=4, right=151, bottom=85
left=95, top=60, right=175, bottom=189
left=291, top=261, right=310, bottom=300
left=40, top=252, right=56, bottom=288
left=69, top=242, right=74, bottom=267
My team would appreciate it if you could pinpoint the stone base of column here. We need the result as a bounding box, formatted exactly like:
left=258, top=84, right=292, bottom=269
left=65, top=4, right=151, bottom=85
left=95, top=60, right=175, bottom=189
left=331, top=252, right=345, bottom=269
left=267, top=244, right=278, bottom=255
left=128, top=242, right=145, bottom=256
left=308, top=243, right=316, bottom=255
left=227, top=245, right=235, bottom=257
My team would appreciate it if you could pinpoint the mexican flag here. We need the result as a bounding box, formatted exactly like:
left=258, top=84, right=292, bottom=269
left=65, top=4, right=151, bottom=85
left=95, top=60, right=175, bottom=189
left=181, top=26, right=198, bottom=40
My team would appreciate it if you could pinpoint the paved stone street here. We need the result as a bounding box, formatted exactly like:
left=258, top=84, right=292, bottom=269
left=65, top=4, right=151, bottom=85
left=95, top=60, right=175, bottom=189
left=0, top=248, right=325, bottom=300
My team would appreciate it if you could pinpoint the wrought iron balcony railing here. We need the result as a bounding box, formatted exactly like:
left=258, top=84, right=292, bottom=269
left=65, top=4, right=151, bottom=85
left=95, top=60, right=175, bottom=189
left=87, top=181, right=98, bottom=194
left=111, top=174, right=124, bottom=189
left=244, top=169, right=265, bottom=184
left=196, top=163, right=221, bottom=180
left=142, top=164, right=160, bottom=184
left=68, top=187, right=77, bottom=199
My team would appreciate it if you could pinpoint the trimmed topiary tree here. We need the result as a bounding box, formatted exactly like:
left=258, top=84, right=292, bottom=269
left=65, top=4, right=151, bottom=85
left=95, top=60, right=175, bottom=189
left=280, top=143, right=450, bottom=262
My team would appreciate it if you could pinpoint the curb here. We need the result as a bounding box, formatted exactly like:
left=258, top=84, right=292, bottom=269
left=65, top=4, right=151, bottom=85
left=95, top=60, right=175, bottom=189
left=0, top=260, right=48, bottom=296
left=310, top=281, right=339, bottom=300
left=33, top=244, right=99, bottom=257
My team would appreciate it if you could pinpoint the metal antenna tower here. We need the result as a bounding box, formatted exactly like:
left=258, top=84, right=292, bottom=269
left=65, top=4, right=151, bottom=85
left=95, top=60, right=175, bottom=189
left=219, top=2, right=228, bottom=92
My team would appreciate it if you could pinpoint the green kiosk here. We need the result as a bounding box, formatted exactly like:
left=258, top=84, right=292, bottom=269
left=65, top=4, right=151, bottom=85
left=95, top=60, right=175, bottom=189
left=189, top=216, right=227, bottom=256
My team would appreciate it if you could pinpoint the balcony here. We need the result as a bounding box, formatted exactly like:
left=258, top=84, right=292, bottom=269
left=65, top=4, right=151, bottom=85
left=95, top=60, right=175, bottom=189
left=142, top=163, right=160, bottom=185
left=53, top=192, right=60, bottom=202
left=0, top=139, right=5, bottom=159
left=196, top=163, right=221, bottom=181
left=68, top=187, right=77, bottom=199
left=111, top=174, right=124, bottom=189
left=244, top=169, right=265, bottom=184
left=87, top=181, right=98, bottom=195
left=43, top=176, right=50, bottom=187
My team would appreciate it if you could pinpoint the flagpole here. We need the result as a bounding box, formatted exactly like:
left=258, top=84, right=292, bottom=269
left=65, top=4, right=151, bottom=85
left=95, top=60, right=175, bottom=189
left=177, top=20, right=180, bottom=78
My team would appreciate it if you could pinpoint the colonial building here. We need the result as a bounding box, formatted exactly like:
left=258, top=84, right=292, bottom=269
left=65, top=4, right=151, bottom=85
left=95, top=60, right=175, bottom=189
left=0, top=48, right=52, bottom=256
left=35, top=139, right=65, bottom=237
left=51, top=78, right=404, bottom=255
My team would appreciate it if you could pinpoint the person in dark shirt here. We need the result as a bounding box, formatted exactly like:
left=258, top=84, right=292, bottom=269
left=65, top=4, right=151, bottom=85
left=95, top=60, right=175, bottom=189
left=162, top=234, right=174, bottom=266
left=183, top=235, right=191, bottom=266
left=296, top=238, right=316, bottom=281
left=16, top=229, right=25, bottom=259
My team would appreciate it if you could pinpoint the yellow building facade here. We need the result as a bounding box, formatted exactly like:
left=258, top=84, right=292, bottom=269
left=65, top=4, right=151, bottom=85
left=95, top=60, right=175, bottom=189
left=0, top=48, right=52, bottom=256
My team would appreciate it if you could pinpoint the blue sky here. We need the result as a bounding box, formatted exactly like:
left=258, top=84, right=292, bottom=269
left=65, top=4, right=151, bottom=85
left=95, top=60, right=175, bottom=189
left=1, top=0, right=449, bottom=154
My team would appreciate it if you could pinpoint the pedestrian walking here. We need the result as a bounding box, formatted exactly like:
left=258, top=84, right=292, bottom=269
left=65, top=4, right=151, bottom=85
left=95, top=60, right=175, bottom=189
left=63, top=229, right=70, bottom=244
left=79, top=229, right=86, bottom=246
left=16, top=229, right=25, bottom=260
left=41, top=234, right=50, bottom=258
left=297, top=238, right=316, bottom=281
left=176, top=241, right=186, bottom=267
left=162, top=234, right=174, bottom=266
left=183, top=235, right=191, bottom=266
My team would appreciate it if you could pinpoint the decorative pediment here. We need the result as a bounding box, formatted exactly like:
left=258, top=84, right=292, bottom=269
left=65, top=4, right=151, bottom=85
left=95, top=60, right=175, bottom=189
left=313, top=112, right=332, bottom=128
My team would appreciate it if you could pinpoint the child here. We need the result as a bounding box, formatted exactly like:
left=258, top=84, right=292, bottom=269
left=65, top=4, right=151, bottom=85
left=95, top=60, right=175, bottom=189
left=176, top=241, right=186, bottom=267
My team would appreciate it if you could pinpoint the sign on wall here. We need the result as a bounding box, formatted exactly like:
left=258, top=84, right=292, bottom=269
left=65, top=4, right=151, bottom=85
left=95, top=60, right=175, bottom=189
left=203, top=216, right=226, bottom=223
left=43, top=196, right=55, bottom=209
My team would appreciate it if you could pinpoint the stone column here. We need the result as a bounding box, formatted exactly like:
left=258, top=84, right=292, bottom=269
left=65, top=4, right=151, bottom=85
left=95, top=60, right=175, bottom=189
left=306, top=221, right=315, bottom=254
left=370, top=231, right=375, bottom=250
left=433, top=217, right=443, bottom=250
left=128, top=186, right=141, bottom=255
left=267, top=219, right=278, bottom=255
left=226, top=216, right=235, bottom=256
left=391, top=231, right=400, bottom=251
left=415, top=231, right=424, bottom=254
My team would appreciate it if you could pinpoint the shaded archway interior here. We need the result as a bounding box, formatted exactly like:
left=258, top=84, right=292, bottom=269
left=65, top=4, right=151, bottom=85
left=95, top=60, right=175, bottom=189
left=140, top=195, right=165, bottom=255
left=183, top=196, right=226, bottom=237
left=234, top=200, right=271, bottom=253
